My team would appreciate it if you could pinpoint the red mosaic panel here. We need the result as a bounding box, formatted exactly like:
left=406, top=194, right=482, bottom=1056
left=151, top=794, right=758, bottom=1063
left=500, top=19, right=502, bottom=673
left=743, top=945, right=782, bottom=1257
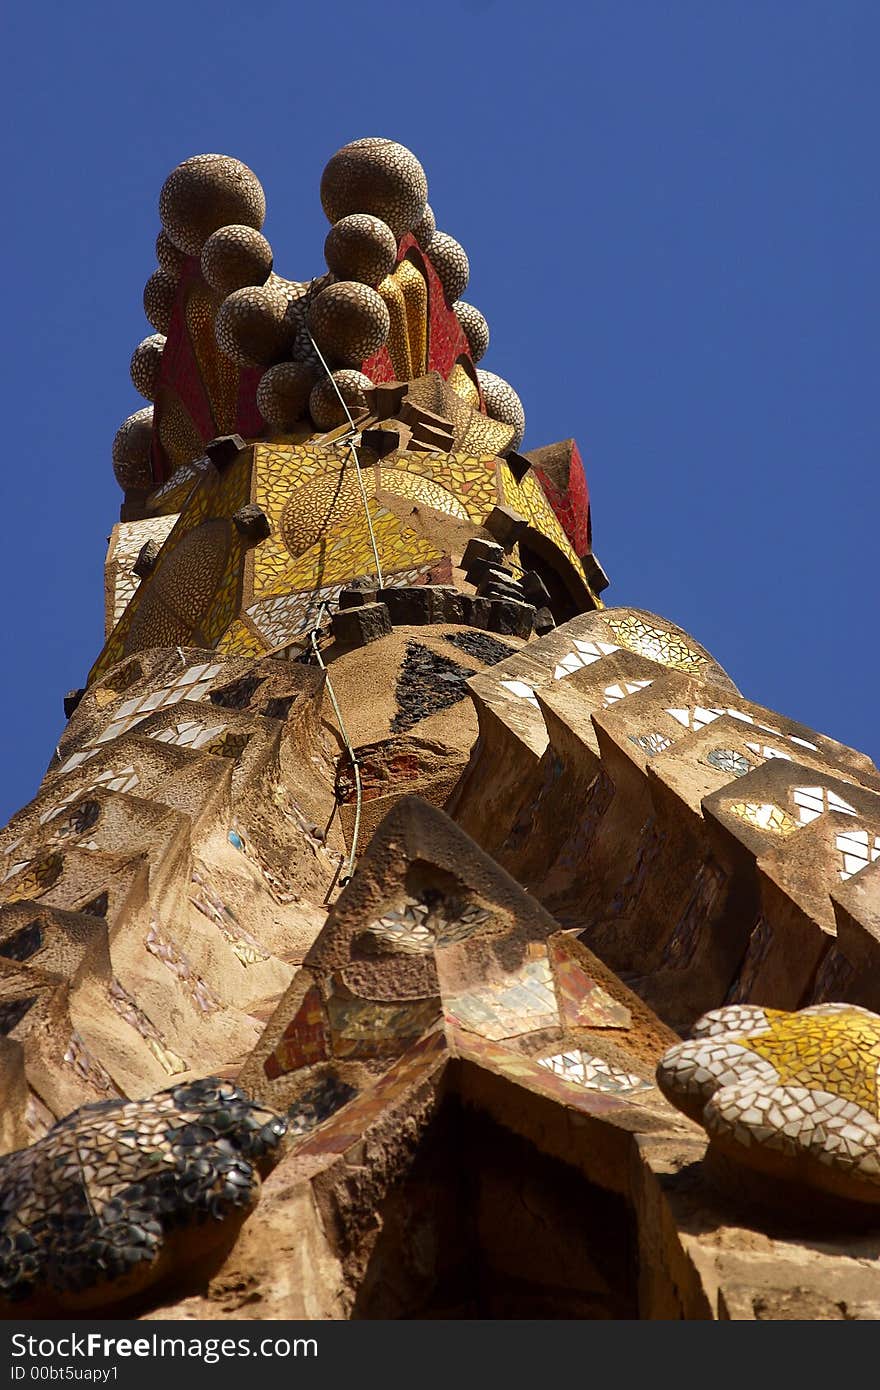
left=263, top=985, right=329, bottom=1080
left=532, top=438, right=592, bottom=559
left=151, top=262, right=266, bottom=484
left=362, top=344, right=396, bottom=385
left=235, top=364, right=264, bottom=438
left=548, top=936, right=631, bottom=1030
left=152, top=259, right=215, bottom=483
left=362, top=235, right=473, bottom=384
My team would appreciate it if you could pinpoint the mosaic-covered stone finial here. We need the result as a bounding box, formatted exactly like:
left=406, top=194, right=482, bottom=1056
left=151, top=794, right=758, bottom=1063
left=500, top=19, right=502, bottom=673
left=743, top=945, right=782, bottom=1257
left=143, top=267, right=178, bottom=335
left=307, top=281, right=391, bottom=367
left=200, top=224, right=274, bottom=297
left=0, top=1078, right=287, bottom=1312
left=476, top=369, right=526, bottom=452
left=308, top=369, right=374, bottom=429
left=159, top=154, right=266, bottom=257
left=113, top=134, right=536, bottom=508
left=657, top=1003, right=880, bottom=1209
left=129, top=333, right=166, bottom=402
left=320, top=137, right=428, bottom=241
left=454, top=300, right=490, bottom=363
left=324, top=213, right=398, bottom=287
left=424, top=230, right=469, bottom=303
left=111, top=406, right=154, bottom=490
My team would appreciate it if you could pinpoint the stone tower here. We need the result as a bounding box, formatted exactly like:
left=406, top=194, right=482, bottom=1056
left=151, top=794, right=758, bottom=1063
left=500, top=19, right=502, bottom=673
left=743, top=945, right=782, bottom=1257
left=2, top=139, right=880, bottom=1320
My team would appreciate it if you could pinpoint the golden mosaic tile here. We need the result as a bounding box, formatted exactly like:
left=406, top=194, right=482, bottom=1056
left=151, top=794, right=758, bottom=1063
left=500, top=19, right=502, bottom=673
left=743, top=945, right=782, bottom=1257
left=394, top=257, right=428, bottom=376
left=377, top=467, right=468, bottom=518
left=604, top=613, right=708, bottom=675
left=741, top=1009, right=880, bottom=1116
left=659, top=1004, right=880, bottom=1195
left=459, top=411, right=514, bottom=457
left=90, top=453, right=252, bottom=684
left=727, top=801, right=800, bottom=836
left=215, top=617, right=267, bottom=657
left=499, top=463, right=582, bottom=572
left=377, top=273, right=413, bottom=380
left=447, top=361, right=480, bottom=408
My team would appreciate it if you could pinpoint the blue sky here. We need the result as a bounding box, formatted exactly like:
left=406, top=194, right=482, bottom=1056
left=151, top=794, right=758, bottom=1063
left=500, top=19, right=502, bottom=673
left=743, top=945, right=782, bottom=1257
left=1, top=0, right=877, bottom=823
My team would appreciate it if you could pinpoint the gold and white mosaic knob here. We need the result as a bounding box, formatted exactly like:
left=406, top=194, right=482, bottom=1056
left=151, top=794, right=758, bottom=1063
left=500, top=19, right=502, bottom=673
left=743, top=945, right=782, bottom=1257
left=324, top=213, right=398, bottom=287
left=308, top=369, right=373, bottom=430
left=307, top=281, right=390, bottom=368
left=201, top=224, right=273, bottom=297
left=143, top=268, right=178, bottom=335
left=412, top=202, right=436, bottom=249
left=476, top=369, right=525, bottom=452
left=215, top=283, right=296, bottom=368
left=112, top=406, right=154, bottom=490
left=320, top=137, right=427, bottom=241
left=425, top=230, right=469, bottom=303
left=658, top=1003, right=880, bottom=1208
left=454, top=300, right=490, bottom=362
left=159, top=154, right=266, bottom=257
left=155, top=229, right=186, bottom=277
left=129, top=333, right=166, bottom=402
left=256, top=360, right=318, bottom=431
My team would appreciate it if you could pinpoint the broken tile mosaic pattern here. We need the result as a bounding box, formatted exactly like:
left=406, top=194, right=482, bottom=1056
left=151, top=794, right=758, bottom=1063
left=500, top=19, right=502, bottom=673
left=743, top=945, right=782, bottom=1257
left=658, top=1004, right=880, bottom=1194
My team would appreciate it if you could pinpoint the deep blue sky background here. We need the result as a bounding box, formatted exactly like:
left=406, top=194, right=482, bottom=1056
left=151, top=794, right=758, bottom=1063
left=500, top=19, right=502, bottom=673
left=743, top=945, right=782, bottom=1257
left=1, top=0, right=877, bottom=823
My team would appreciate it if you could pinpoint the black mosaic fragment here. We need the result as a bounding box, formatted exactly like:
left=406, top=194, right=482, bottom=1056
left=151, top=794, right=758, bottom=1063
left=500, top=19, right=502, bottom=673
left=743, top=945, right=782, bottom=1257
left=443, top=631, right=517, bottom=667
left=390, top=642, right=476, bottom=734
left=287, top=1073, right=357, bottom=1136
left=209, top=673, right=265, bottom=709
left=0, top=1078, right=287, bottom=1306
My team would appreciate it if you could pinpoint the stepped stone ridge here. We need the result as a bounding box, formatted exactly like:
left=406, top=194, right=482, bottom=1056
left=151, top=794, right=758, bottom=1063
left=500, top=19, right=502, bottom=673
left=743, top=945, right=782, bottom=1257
left=1, top=135, right=878, bottom=1320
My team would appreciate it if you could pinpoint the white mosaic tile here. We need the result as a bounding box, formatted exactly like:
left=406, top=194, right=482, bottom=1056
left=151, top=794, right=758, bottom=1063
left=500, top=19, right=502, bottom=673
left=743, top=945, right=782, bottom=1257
left=792, top=785, right=857, bottom=826
left=538, top=1051, right=654, bottom=1095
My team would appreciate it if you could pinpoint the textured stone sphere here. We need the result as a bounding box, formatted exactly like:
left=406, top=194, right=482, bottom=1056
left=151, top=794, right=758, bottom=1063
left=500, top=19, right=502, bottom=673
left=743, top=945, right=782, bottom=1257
left=143, top=269, right=179, bottom=335
left=453, top=301, right=489, bottom=363
left=477, top=369, right=526, bottom=452
left=412, top=202, right=436, bottom=249
left=112, top=406, right=154, bottom=490
left=155, top=230, right=186, bottom=277
left=256, top=361, right=318, bottom=430
left=426, top=231, right=469, bottom=303
left=265, top=274, right=315, bottom=365
left=214, top=284, right=295, bottom=368
left=159, top=154, right=266, bottom=257
left=320, top=138, right=427, bottom=240
left=309, top=370, right=374, bottom=430
left=201, top=224, right=273, bottom=296
left=129, top=333, right=166, bottom=402
left=307, top=281, right=390, bottom=368
left=324, top=214, right=397, bottom=287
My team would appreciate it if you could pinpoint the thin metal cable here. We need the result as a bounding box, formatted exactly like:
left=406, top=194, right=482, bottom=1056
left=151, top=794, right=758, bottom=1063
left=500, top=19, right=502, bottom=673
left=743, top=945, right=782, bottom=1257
left=278, top=328, right=389, bottom=880
left=307, top=332, right=384, bottom=587
left=307, top=601, right=362, bottom=885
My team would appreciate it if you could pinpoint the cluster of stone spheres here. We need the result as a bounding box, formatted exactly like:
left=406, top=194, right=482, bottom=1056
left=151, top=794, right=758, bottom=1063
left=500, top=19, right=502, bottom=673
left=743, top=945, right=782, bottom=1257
left=1, top=136, right=880, bottom=1320
left=115, top=137, right=524, bottom=501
